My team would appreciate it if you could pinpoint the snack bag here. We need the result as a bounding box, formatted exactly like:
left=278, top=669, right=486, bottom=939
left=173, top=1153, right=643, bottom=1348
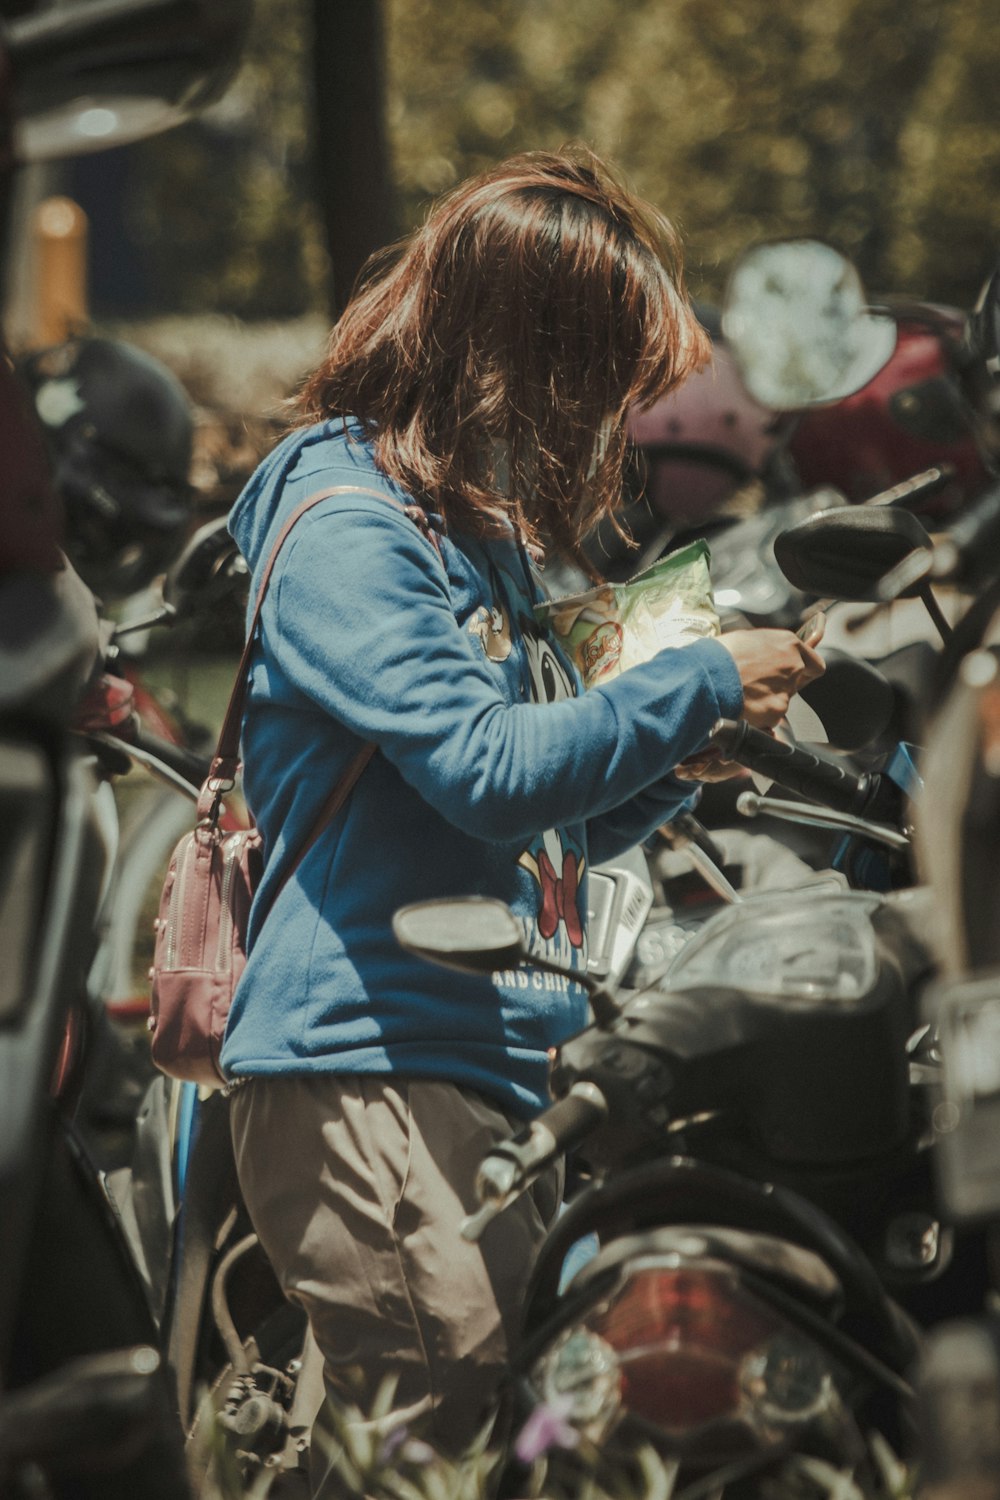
left=535, top=539, right=719, bottom=688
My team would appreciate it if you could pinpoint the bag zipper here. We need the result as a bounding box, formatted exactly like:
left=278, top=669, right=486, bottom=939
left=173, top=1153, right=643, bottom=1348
left=164, top=836, right=196, bottom=970
left=215, top=833, right=244, bottom=974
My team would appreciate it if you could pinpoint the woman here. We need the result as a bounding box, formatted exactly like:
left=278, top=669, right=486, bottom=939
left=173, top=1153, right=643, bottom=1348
left=222, top=149, right=821, bottom=1481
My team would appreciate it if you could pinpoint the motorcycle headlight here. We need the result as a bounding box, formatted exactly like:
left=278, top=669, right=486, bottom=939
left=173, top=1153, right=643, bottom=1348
left=530, top=1256, right=844, bottom=1458
left=663, top=890, right=881, bottom=1004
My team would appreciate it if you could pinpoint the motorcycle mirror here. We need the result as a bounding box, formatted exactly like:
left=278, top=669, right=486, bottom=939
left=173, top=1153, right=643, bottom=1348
left=773, top=505, right=933, bottom=602
left=394, top=897, right=624, bottom=1029
left=3, top=0, right=251, bottom=161
left=392, top=897, right=528, bottom=976
left=722, top=239, right=897, bottom=409
left=161, top=516, right=247, bottom=617
left=798, top=650, right=896, bottom=752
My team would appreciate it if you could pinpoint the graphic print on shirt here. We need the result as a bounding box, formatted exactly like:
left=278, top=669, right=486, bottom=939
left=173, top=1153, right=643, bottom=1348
left=517, top=828, right=586, bottom=950
left=516, top=609, right=586, bottom=956
left=467, top=562, right=586, bottom=964
left=466, top=559, right=513, bottom=662
left=519, top=608, right=575, bottom=705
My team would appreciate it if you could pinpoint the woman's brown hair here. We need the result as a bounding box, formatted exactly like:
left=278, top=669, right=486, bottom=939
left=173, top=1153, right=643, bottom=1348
left=297, top=148, right=710, bottom=571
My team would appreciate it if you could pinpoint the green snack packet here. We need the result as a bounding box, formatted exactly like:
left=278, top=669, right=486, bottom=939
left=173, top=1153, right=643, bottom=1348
left=534, top=539, right=719, bottom=688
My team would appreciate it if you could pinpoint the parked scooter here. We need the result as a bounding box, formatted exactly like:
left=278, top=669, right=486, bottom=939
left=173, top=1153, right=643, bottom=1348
left=0, top=524, right=258, bottom=1500
left=10, top=334, right=243, bottom=1167
left=696, top=464, right=1000, bottom=906
left=391, top=627, right=992, bottom=1482
left=0, top=3, right=251, bottom=1495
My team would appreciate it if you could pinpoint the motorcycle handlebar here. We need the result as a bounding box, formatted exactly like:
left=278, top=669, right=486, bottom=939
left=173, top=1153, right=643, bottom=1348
left=462, top=1082, right=609, bottom=1241
left=89, top=724, right=210, bottom=798
left=865, top=463, right=956, bottom=511
left=127, top=726, right=211, bottom=789
left=711, top=719, right=871, bottom=814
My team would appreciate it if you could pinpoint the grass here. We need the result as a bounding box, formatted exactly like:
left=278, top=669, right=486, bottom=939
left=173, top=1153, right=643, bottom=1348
left=188, top=1376, right=914, bottom=1500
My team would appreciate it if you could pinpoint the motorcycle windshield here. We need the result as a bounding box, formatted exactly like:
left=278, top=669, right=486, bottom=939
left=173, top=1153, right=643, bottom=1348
left=662, top=888, right=882, bottom=1003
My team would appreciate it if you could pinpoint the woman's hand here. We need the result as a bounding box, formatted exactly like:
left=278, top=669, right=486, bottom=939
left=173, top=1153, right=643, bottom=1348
left=717, top=628, right=824, bottom=730
left=676, top=624, right=825, bottom=782
left=673, top=747, right=747, bottom=783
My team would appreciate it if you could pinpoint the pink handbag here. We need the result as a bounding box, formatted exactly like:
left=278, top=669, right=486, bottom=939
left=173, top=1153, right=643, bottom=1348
left=147, top=485, right=437, bottom=1086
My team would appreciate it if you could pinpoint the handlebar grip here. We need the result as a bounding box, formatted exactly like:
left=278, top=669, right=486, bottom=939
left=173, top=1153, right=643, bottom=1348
left=711, top=719, right=869, bottom=814
left=477, top=1083, right=608, bottom=1203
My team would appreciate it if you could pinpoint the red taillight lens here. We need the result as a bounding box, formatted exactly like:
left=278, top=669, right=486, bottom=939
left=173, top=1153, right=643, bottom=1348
left=592, top=1267, right=778, bottom=1431
left=533, top=1259, right=837, bottom=1455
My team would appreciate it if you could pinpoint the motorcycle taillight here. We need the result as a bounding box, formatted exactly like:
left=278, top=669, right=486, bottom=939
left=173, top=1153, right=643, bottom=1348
left=532, top=1258, right=840, bottom=1457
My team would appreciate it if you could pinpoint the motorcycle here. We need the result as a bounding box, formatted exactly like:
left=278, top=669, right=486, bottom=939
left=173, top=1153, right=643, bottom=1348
left=880, top=265, right=1000, bottom=1494
left=15, top=332, right=219, bottom=1023
left=0, top=3, right=251, bottom=1495
left=619, top=238, right=998, bottom=577
left=383, top=476, right=1000, bottom=1489
left=0, top=521, right=258, bottom=1500
left=0, top=506, right=306, bottom=1495
left=391, top=874, right=947, bottom=1494
left=9, top=334, right=254, bottom=1176
left=598, top=239, right=1000, bottom=789
left=690, top=457, right=1000, bottom=910
left=83, top=520, right=320, bottom=1494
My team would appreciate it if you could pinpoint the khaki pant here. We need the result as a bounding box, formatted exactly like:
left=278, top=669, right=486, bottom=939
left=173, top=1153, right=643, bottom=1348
left=229, top=1075, right=561, bottom=1491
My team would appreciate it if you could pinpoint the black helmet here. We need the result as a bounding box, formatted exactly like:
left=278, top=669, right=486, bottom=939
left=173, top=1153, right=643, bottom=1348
left=18, top=336, right=194, bottom=600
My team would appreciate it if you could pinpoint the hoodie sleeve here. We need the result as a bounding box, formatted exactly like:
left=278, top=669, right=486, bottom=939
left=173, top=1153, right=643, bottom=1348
left=585, top=776, right=699, bottom=865
left=263, top=502, right=743, bottom=845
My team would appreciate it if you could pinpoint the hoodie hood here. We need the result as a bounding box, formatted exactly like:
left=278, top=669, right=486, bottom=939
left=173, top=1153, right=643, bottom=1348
left=229, top=419, right=384, bottom=571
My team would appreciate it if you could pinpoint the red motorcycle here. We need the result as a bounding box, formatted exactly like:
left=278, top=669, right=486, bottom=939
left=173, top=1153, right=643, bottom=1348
left=613, top=241, right=998, bottom=587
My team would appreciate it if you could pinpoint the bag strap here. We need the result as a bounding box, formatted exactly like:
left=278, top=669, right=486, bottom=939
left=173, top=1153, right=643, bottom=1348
left=199, top=479, right=443, bottom=905
left=208, top=485, right=441, bottom=787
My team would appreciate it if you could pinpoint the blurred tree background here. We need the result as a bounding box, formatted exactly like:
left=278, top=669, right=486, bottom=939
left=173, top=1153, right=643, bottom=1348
left=60, top=0, right=1000, bottom=326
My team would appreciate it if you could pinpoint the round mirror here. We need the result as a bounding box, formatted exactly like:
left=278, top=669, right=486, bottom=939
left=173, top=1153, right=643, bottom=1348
left=392, top=897, right=526, bottom=975
left=722, top=240, right=897, bottom=409
left=162, top=516, right=247, bottom=616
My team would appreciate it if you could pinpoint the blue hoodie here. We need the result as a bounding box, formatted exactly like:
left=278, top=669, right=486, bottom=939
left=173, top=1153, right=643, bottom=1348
left=220, top=421, right=743, bottom=1115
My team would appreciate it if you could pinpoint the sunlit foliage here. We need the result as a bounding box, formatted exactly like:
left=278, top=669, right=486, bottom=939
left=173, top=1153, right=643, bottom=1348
left=127, top=0, right=1000, bottom=316
left=385, top=0, right=1000, bottom=307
